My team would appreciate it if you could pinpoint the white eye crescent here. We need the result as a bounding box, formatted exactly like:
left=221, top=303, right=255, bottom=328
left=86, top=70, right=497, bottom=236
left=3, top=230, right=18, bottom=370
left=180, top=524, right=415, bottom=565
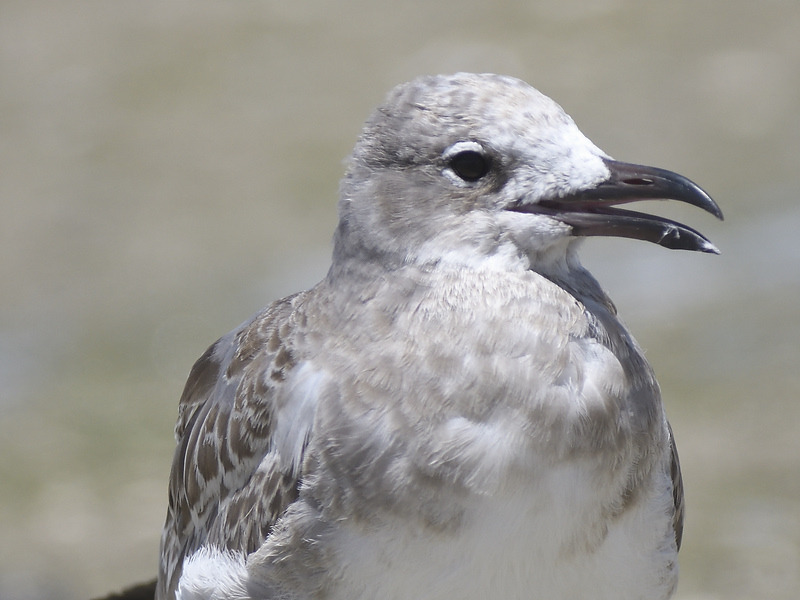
left=442, top=142, right=491, bottom=186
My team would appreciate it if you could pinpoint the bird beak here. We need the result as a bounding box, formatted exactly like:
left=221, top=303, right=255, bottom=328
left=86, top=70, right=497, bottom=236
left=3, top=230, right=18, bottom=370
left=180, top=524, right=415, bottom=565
left=511, top=159, right=724, bottom=253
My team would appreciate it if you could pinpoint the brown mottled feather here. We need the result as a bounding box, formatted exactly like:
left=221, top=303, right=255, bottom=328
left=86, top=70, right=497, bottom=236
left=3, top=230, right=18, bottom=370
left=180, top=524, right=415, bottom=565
left=157, top=293, right=309, bottom=600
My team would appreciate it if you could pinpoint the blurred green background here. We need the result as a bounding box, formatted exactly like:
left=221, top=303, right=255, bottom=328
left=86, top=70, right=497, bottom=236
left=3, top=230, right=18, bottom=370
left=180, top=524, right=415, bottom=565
left=1, top=1, right=798, bottom=599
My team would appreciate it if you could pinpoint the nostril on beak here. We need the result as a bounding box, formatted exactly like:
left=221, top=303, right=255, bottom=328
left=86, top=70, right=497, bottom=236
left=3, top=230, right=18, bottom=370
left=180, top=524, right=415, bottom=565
left=622, top=178, right=654, bottom=186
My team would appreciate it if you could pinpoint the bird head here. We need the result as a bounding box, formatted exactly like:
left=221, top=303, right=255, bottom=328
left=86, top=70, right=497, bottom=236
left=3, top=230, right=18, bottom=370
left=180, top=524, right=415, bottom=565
left=333, top=73, right=722, bottom=274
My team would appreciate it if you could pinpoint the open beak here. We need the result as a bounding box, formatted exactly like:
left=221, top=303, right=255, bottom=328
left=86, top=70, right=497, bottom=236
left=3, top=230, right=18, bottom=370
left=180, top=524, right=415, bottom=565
left=510, top=159, right=724, bottom=253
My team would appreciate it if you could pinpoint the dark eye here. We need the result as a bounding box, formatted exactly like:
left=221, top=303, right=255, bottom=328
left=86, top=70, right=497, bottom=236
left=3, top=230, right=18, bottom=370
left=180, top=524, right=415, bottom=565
left=449, top=150, right=490, bottom=182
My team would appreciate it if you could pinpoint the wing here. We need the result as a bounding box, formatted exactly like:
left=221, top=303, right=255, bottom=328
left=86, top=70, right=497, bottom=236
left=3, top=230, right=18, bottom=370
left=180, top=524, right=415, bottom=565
left=157, top=292, right=314, bottom=600
left=667, top=421, right=685, bottom=551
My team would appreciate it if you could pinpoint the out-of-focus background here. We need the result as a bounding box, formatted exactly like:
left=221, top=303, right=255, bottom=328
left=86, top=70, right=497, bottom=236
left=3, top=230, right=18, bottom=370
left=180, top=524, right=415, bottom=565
left=1, top=1, right=798, bottom=599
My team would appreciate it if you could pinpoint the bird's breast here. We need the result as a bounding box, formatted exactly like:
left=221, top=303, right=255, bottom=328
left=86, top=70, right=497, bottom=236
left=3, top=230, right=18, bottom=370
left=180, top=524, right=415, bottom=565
left=261, top=269, right=675, bottom=599
left=316, top=268, right=657, bottom=439
left=306, top=267, right=664, bottom=518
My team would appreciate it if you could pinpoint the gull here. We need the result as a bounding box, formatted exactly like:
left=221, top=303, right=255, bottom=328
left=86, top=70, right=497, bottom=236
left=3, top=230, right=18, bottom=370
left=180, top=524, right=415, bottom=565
left=155, top=73, right=722, bottom=600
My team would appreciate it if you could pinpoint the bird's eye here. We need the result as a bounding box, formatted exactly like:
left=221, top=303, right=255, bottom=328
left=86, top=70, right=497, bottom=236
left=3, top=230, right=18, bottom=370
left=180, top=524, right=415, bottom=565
left=449, top=150, right=490, bottom=182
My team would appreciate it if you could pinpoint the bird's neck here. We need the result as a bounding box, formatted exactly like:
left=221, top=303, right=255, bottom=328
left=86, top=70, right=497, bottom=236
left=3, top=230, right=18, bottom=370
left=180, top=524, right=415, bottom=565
left=326, top=240, right=616, bottom=322
left=329, top=229, right=606, bottom=295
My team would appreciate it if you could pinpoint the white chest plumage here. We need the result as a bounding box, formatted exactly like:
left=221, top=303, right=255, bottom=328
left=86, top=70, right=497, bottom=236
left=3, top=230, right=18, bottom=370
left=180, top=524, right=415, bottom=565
left=328, top=462, right=678, bottom=600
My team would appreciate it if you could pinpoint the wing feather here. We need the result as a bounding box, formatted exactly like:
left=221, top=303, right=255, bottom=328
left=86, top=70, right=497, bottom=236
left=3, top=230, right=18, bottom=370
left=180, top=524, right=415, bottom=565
left=157, top=293, right=311, bottom=600
left=667, top=422, right=685, bottom=551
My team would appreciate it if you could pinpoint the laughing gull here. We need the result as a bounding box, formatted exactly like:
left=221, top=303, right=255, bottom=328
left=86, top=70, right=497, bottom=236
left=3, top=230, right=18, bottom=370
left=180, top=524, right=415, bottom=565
left=156, top=73, right=722, bottom=600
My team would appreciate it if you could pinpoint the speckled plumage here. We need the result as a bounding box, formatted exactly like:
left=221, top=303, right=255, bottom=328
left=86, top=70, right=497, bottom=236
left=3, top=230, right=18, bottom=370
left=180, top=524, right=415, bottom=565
left=157, top=73, right=719, bottom=600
